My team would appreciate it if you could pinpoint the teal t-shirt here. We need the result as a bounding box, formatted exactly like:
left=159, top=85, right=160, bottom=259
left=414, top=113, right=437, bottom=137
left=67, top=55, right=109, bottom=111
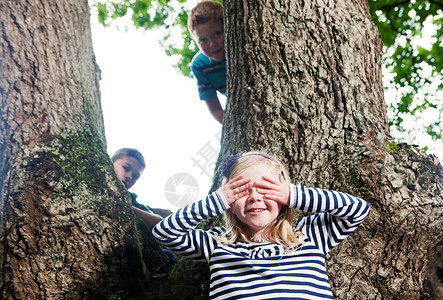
left=191, top=51, right=226, bottom=100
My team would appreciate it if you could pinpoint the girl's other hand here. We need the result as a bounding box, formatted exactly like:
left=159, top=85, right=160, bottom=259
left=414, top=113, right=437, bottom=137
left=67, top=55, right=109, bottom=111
left=220, top=175, right=251, bottom=205
left=256, top=175, right=290, bottom=206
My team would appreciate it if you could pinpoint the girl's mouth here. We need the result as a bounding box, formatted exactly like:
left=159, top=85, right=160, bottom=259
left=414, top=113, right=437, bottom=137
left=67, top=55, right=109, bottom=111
left=248, top=208, right=266, bottom=213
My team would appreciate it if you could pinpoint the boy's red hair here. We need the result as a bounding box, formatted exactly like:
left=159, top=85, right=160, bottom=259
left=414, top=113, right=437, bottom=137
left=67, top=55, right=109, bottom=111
left=187, top=1, right=223, bottom=37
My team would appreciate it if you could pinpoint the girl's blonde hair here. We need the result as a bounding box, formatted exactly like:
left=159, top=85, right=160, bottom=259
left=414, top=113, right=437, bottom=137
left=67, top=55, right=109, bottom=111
left=218, top=151, right=303, bottom=249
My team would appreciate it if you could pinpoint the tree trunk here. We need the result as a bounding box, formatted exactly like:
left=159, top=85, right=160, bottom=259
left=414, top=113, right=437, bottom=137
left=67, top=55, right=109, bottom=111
left=2, top=0, right=441, bottom=299
left=160, top=0, right=442, bottom=298
left=0, top=0, right=152, bottom=298
left=222, top=0, right=442, bottom=299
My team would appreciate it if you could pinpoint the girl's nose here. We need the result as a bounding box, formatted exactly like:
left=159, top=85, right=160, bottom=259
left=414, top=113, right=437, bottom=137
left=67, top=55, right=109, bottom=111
left=248, top=188, right=263, bottom=202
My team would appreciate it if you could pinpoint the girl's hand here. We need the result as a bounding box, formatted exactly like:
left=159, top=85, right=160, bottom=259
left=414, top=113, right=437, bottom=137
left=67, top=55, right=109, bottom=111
left=220, top=175, right=251, bottom=205
left=256, top=175, right=290, bottom=206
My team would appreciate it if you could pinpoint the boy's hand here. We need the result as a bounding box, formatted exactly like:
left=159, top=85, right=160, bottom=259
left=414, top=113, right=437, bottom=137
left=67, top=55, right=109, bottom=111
left=220, top=175, right=251, bottom=205
left=256, top=175, right=290, bottom=206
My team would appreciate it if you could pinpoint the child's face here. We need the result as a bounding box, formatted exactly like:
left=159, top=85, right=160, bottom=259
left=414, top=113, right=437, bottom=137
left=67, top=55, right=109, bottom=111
left=230, top=164, right=281, bottom=237
left=113, top=156, right=144, bottom=189
left=193, top=20, right=225, bottom=61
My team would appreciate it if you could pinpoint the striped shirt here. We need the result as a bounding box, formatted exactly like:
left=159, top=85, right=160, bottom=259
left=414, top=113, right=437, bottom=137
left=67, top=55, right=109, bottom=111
left=153, top=184, right=370, bottom=299
left=191, top=51, right=226, bottom=100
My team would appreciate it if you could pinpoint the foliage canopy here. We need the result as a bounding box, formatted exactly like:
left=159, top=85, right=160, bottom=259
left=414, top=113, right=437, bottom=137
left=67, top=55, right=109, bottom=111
left=93, top=0, right=442, bottom=148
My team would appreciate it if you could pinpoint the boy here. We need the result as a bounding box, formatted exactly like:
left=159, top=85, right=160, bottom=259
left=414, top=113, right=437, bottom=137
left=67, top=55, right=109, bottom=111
left=111, top=148, right=162, bottom=228
left=111, top=148, right=177, bottom=268
left=188, top=1, right=225, bottom=124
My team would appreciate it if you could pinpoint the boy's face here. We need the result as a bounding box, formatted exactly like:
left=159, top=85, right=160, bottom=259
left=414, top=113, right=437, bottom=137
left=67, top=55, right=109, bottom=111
left=193, top=20, right=225, bottom=61
left=113, top=156, right=144, bottom=189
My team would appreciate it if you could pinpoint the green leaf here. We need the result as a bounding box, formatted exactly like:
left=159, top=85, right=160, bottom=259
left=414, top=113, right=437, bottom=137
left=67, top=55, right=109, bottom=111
left=93, top=0, right=442, bottom=149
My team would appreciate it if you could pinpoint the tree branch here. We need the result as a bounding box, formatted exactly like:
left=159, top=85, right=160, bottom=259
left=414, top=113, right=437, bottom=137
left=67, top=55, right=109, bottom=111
left=429, top=0, right=443, bottom=9
left=374, top=0, right=443, bottom=12
left=373, top=0, right=410, bottom=12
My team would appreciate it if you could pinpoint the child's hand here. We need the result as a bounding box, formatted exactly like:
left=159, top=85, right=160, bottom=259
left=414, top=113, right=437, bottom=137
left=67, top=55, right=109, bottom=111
left=220, top=175, right=251, bottom=205
left=256, top=175, right=290, bottom=206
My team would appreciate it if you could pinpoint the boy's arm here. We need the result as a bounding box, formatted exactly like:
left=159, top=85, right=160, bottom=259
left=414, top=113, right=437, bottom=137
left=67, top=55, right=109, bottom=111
left=191, top=61, right=225, bottom=124
left=149, top=207, right=173, bottom=218
left=132, top=206, right=162, bottom=229
left=205, top=96, right=224, bottom=124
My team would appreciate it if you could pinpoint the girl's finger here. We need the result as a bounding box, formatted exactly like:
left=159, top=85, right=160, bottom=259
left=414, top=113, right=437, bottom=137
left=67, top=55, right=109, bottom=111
left=235, top=182, right=251, bottom=193
left=255, top=181, right=279, bottom=192
left=233, top=180, right=251, bottom=192
left=256, top=178, right=275, bottom=186
left=264, top=193, right=288, bottom=204
left=263, top=191, right=282, bottom=198
left=230, top=175, right=251, bottom=187
left=234, top=189, right=249, bottom=200
left=230, top=174, right=246, bottom=183
left=262, top=175, right=279, bottom=185
left=263, top=194, right=279, bottom=201
left=227, top=174, right=243, bottom=185
left=256, top=188, right=278, bottom=195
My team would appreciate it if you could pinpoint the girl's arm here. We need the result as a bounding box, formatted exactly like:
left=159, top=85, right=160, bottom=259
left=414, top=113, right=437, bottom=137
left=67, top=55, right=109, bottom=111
left=152, top=191, right=228, bottom=261
left=152, top=175, right=250, bottom=261
left=290, top=184, right=370, bottom=254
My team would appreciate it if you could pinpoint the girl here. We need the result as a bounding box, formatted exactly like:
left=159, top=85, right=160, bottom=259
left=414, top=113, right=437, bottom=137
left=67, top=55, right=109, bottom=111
left=153, top=152, right=370, bottom=299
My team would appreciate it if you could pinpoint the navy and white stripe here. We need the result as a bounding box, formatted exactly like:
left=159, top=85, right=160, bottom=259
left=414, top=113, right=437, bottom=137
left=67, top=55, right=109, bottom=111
left=153, top=184, right=370, bottom=299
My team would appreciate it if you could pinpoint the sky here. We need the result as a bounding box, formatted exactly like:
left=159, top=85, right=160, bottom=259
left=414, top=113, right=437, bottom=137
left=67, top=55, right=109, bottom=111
left=89, top=8, right=442, bottom=212
left=90, top=12, right=223, bottom=212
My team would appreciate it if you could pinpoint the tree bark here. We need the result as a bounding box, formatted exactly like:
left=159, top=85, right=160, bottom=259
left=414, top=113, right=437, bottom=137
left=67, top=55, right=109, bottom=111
left=160, top=0, right=442, bottom=298
left=0, top=0, right=152, bottom=298
left=222, top=0, right=442, bottom=299
left=1, top=0, right=441, bottom=299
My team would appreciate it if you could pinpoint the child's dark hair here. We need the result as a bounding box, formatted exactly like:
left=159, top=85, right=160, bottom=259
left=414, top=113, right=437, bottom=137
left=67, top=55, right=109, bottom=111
left=111, top=148, right=146, bottom=169
left=187, top=1, right=223, bottom=37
